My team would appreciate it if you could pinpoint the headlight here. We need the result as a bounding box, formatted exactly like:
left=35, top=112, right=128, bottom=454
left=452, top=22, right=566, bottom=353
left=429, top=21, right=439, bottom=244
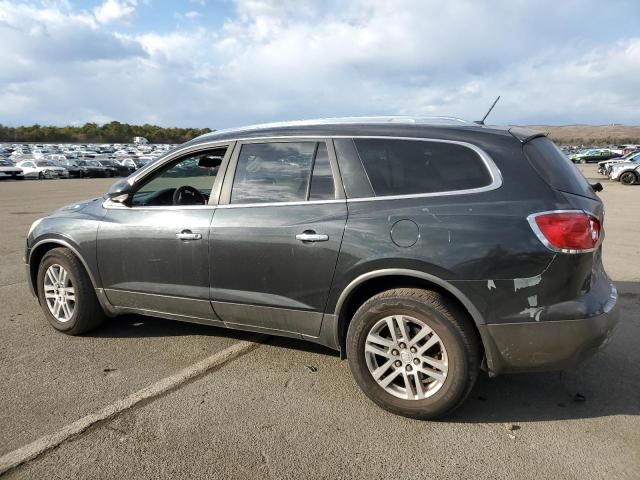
left=28, top=218, right=44, bottom=238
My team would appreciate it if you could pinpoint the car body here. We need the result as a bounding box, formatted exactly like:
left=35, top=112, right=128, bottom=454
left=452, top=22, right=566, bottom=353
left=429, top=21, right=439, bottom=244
left=24, top=117, right=618, bottom=418
left=16, top=160, right=67, bottom=179
left=597, top=151, right=640, bottom=175
left=569, top=149, right=621, bottom=163
left=609, top=163, right=640, bottom=185
left=0, top=159, right=24, bottom=179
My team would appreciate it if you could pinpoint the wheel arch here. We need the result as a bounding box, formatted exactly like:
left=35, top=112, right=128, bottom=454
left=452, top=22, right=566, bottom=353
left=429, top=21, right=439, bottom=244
left=28, top=237, right=99, bottom=297
left=333, top=269, right=496, bottom=371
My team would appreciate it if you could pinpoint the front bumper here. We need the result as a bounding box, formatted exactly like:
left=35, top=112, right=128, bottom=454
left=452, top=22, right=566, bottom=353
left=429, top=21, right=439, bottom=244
left=482, top=285, right=618, bottom=375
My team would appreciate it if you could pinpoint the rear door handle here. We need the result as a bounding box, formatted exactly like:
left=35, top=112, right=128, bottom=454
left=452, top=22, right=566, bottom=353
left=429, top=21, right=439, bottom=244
left=296, top=231, right=329, bottom=243
left=176, top=230, right=202, bottom=241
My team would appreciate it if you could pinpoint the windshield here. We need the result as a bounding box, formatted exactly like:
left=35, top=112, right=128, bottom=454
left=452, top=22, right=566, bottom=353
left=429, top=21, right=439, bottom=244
left=36, top=161, right=57, bottom=167
left=0, top=160, right=13, bottom=166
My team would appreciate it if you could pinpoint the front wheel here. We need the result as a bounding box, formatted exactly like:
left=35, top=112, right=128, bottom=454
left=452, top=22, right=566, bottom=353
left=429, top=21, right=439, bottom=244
left=620, top=172, right=638, bottom=185
left=346, top=288, right=480, bottom=419
left=37, top=248, right=105, bottom=334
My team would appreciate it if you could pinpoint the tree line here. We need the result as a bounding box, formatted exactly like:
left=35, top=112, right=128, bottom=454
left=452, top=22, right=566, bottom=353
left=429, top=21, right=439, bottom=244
left=0, top=122, right=213, bottom=144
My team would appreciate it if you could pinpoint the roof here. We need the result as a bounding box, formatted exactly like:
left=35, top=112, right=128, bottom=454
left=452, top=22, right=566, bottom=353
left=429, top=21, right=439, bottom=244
left=188, top=116, right=546, bottom=146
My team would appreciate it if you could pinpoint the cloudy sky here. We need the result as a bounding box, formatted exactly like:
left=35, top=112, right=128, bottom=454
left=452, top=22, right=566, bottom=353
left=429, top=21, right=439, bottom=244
left=1, top=0, right=639, bottom=129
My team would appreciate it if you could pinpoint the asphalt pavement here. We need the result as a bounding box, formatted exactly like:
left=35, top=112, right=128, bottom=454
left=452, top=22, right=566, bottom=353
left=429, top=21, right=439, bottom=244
left=0, top=169, right=638, bottom=479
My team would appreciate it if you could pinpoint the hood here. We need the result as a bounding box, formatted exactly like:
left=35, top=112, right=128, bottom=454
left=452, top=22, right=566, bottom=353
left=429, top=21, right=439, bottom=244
left=52, top=197, right=102, bottom=215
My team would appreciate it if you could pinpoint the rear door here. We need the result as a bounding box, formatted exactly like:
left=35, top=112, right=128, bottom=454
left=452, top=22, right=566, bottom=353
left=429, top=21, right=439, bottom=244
left=210, top=138, right=347, bottom=338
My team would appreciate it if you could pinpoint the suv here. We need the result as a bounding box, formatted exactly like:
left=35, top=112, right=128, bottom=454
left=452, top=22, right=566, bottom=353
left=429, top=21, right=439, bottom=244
left=25, top=117, right=618, bottom=419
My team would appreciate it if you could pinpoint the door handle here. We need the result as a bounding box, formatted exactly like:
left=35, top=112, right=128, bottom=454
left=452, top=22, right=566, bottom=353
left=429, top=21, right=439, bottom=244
left=176, top=230, right=202, bottom=241
left=296, top=231, right=329, bottom=243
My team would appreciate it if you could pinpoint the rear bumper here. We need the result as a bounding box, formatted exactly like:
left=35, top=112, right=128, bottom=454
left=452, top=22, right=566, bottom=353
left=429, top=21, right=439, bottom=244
left=482, top=285, right=618, bottom=375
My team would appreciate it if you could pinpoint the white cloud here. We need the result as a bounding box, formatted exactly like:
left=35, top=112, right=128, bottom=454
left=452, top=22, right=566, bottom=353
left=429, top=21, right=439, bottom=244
left=0, top=0, right=639, bottom=127
left=94, top=0, right=137, bottom=25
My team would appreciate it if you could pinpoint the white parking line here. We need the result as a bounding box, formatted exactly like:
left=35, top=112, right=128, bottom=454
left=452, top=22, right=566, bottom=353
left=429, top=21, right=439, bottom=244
left=0, top=337, right=263, bottom=475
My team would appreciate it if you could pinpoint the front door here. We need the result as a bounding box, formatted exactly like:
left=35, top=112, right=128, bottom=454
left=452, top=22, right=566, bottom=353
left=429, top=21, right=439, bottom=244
left=97, top=146, right=231, bottom=322
left=210, top=139, right=347, bottom=338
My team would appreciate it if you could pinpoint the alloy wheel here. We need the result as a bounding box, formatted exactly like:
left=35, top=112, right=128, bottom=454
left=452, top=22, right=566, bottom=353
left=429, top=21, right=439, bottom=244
left=43, top=264, right=76, bottom=322
left=364, top=315, right=448, bottom=400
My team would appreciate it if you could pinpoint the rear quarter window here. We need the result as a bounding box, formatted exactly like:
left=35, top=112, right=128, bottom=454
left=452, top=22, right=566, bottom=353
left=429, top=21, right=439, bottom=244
left=523, top=137, right=596, bottom=199
left=353, top=139, right=492, bottom=196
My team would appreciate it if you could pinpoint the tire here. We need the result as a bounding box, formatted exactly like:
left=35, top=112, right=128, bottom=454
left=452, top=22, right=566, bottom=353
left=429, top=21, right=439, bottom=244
left=36, top=247, right=105, bottom=335
left=346, top=288, right=480, bottom=420
left=619, top=172, right=638, bottom=185
left=38, top=172, right=44, bottom=180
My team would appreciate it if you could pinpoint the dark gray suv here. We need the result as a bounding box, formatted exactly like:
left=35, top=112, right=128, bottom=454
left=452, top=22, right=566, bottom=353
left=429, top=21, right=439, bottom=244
left=25, top=117, right=618, bottom=419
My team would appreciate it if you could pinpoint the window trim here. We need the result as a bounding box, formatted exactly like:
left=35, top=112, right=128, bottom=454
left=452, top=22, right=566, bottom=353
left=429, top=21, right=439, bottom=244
left=104, top=134, right=501, bottom=209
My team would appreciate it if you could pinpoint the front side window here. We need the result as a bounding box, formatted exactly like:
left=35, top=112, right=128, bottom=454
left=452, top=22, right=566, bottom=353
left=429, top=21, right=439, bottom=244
left=354, top=139, right=492, bottom=196
left=230, top=142, right=320, bottom=204
left=131, top=149, right=225, bottom=207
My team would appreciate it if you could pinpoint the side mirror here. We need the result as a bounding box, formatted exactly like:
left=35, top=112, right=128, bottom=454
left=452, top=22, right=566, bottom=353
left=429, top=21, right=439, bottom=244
left=591, top=182, right=603, bottom=192
left=107, top=179, right=134, bottom=203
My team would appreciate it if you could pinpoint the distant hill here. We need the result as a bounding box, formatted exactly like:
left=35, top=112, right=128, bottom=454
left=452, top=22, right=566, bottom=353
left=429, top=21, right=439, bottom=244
left=522, top=125, right=640, bottom=146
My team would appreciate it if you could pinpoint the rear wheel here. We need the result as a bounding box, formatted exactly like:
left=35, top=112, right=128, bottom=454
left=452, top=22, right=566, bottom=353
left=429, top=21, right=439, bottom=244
left=38, top=172, right=44, bottom=180
left=37, top=248, right=105, bottom=334
left=620, top=171, right=638, bottom=185
left=346, top=288, right=480, bottom=419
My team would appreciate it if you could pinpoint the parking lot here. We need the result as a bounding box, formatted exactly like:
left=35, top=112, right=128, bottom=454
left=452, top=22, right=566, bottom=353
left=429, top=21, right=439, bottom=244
left=0, top=166, right=638, bottom=479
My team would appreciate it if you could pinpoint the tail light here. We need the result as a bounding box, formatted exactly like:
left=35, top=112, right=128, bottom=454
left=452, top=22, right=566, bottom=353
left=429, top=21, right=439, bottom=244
left=527, top=210, right=601, bottom=253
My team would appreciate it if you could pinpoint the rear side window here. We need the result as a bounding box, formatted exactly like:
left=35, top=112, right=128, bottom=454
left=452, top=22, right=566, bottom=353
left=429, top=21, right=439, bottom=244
left=353, top=139, right=492, bottom=196
left=230, top=142, right=336, bottom=204
left=524, top=137, right=596, bottom=199
left=231, top=142, right=315, bottom=204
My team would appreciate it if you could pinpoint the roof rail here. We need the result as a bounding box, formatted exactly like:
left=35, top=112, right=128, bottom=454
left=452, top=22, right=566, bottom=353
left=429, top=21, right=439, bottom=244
left=200, top=116, right=473, bottom=138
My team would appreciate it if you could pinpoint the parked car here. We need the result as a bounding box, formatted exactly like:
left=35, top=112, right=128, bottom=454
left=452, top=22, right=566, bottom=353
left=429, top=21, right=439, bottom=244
left=610, top=163, right=640, bottom=185
left=75, top=159, right=111, bottom=178
left=118, top=157, right=149, bottom=170
left=597, top=151, right=640, bottom=175
left=16, top=160, right=68, bottom=179
left=98, top=159, right=135, bottom=177
left=610, top=144, right=640, bottom=155
left=54, top=159, right=88, bottom=178
left=0, top=159, right=24, bottom=179
left=24, top=117, right=618, bottom=419
left=569, top=149, right=621, bottom=163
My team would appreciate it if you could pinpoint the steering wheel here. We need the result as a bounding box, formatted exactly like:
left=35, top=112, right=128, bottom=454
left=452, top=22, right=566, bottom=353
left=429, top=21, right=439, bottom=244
left=172, top=185, right=206, bottom=205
